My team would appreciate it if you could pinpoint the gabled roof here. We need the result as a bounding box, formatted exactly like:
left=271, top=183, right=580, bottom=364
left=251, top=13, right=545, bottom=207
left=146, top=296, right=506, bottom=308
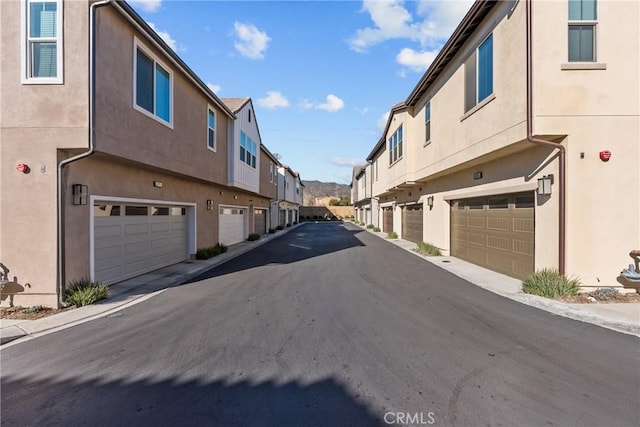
left=260, top=143, right=280, bottom=164
left=112, top=1, right=235, bottom=119
left=220, top=98, right=251, bottom=113
left=405, top=0, right=497, bottom=107
left=366, top=102, right=407, bottom=161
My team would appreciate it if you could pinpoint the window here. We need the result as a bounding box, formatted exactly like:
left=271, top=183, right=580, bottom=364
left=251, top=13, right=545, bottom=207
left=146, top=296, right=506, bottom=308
left=240, top=132, right=257, bottom=168
left=296, top=180, right=300, bottom=195
left=22, top=0, right=63, bottom=83
left=425, top=102, right=431, bottom=144
left=134, top=40, right=172, bottom=125
left=568, top=0, right=597, bottom=62
left=248, top=109, right=252, bottom=123
left=465, top=34, right=493, bottom=112
left=388, top=124, right=403, bottom=165
left=207, top=108, right=216, bottom=150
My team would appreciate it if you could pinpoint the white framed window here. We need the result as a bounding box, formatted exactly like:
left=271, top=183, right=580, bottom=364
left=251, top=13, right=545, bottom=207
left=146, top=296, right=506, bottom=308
left=21, top=0, right=63, bottom=84
left=568, top=0, right=597, bottom=62
left=425, top=102, right=431, bottom=144
left=207, top=107, right=216, bottom=151
left=388, top=124, right=403, bottom=165
left=240, top=132, right=257, bottom=169
left=133, top=38, right=173, bottom=127
left=464, top=34, right=493, bottom=113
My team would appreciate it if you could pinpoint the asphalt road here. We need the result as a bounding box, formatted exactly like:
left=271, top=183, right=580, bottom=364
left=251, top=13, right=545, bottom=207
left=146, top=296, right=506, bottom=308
left=2, top=222, right=639, bottom=426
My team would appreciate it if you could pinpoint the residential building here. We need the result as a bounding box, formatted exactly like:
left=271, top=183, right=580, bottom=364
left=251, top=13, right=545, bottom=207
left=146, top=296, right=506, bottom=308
left=277, top=166, right=303, bottom=227
left=361, top=0, right=639, bottom=287
left=259, top=144, right=280, bottom=234
left=0, top=0, right=297, bottom=307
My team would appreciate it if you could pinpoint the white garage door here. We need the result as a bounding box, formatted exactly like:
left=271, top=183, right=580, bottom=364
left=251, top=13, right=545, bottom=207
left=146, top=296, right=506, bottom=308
left=94, top=203, right=189, bottom=284
left=219, top=206, right=246, bottom=245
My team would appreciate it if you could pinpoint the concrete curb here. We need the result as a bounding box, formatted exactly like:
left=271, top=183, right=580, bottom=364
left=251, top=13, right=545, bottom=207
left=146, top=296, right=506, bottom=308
left=349, top=221, right=640, bottom=337
left=0, top=224, right=304, bottom=347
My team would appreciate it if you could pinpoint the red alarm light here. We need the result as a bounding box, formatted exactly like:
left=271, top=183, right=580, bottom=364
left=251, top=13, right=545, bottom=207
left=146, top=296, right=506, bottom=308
left=599, top=151, right=611, bottom=161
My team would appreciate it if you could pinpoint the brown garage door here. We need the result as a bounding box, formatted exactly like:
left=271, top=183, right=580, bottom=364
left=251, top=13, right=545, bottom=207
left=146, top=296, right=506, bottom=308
left=451, top=192, right=535, bottom=280
left=254, top=209, right=266, bottom=235
left=383, top=207, right=393, bottom=233
left=402, top=204, right=423, bottom=243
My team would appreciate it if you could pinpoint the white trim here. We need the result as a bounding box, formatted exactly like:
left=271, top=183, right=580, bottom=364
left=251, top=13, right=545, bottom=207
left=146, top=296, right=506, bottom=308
left=460, top=93, right=496, bottom=122
left=561, top=62, right=606, bottom=70
left=89, top=195, right=197, bottom=281
left=21, top=0, right=64, bottom=84
left=133, top=37, right=174, bottom=129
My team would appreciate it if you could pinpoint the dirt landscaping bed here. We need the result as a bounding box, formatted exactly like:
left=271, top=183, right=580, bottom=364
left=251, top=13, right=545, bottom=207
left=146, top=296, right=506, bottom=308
left=558, top=292, right=640, bottom=304
left=1, top=306, right=76, bottom=321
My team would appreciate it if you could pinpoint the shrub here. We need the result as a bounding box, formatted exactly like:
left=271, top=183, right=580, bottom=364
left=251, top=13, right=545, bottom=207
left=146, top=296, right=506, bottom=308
left=268, top=228, right=276, bottom=234
left=65, top=277, right=109, bottom=307
left=372, top=227, right=381, bottom=232
left=415, top=242, right=442, bottom=256
left=247, top=233, right=260, bottom=241
left=387, top=231, right=398, bottom=239
left=276, top=225, right=284, bottom=230
left=366, top=224, right=374, bottom=229
left=196, top=243, right=228, bottom=260
left=23, top=305, right=46, bottom=314
left=522, top=268, right=581, bottom=298
left=588, top=287, right=619, bottom=301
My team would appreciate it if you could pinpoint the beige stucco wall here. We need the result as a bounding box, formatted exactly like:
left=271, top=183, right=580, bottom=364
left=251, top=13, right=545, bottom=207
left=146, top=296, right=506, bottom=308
left=63, top=154, right=270, bottom=285
left=259, top=150, right=277, bottom=201
left=1, top=0, right=90, bottom=307
left=93, top=6, right=231, bottom=185
left=531, top=0, right=640, bottom=285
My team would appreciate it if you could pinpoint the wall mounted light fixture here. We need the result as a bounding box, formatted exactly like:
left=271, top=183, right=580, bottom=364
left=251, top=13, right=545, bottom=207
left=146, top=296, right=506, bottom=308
left=427, top=195, right=434, bottom=208
left=537, top=174, right=554, bottom=196
left=72, top=184, right=88, bottom=205
left=206, top=200, right=213, bottom=210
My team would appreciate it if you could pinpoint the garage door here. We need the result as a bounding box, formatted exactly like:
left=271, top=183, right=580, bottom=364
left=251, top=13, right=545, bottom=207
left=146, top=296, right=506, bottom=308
left=279, top=210, right=286, bottom=227
left=254, top=209, right=267, bottom=235
left=219, top=206, right=246, bottom=245
left=451, top=192, right=535, bottom=280
left=94, top=203, right=189, bottom=284
left=402, top=204, right=423, bottom=243
left=383, top=207, right=393, bottom=233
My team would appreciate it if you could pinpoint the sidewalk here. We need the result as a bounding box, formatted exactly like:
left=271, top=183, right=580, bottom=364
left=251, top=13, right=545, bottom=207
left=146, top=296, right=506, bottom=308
left=1, top=224, right=304, bottom=346
left=358, top=224, right=640, bottom=337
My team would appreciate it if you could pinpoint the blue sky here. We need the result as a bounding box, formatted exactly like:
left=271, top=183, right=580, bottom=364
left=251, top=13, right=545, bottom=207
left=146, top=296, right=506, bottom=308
left=128, top=0, right=473, bottom=183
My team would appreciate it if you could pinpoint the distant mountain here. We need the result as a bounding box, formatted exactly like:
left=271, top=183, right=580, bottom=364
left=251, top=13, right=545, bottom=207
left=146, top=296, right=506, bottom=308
left=302, top=180, right=351, bottom=206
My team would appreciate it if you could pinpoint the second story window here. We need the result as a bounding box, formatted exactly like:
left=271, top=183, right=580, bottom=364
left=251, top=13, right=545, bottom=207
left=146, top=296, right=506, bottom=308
left=23, top=0, right=63, bottom=84
left=425, top=102, right=431, bottom=144
left=568, top=0, right=597, bottom=62
left=388, top=124, right=403, bottom=165
left=207, top=108, right=216, bottom=150
left=240, top=132, right=257, bottom=168
left=134, top=40, right=172, bottom=126
left=464, top=34, right=493, bottom=112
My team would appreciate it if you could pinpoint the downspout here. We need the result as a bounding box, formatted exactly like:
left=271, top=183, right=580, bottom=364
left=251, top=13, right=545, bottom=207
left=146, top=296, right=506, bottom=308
left=56, top=0, right=111, bottom=307
left=526, top=0, right=566, bottom=275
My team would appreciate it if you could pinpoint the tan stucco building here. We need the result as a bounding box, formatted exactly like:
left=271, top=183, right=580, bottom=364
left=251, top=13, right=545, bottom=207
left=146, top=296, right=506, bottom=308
left=359, top=0, right=639, bottom=287
left=0, top=0, right=296, bottom=307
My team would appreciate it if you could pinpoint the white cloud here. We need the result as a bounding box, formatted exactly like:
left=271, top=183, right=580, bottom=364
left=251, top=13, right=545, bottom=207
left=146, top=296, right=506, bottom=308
left=257, top=91, right=290, bottom=109
left=396, top=47, right=438, bottom=72
left=356, top=107, right=369, bottom=115
left=148, top=22, right=177, bottom=51
left=233, top=22, right=271, bottom=59
left=316, top=94, right=345, bottom=113
left=129, top=0, right=162, bottom=13
left=349, top=0, right=473, bottom=52
left=377, top=111, right=390, bottom=132
left=300, top=99, right=315, bottom=111
left=206, top=82, right=221, bottom=94
left=330, top=157, right=364, bottom=167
